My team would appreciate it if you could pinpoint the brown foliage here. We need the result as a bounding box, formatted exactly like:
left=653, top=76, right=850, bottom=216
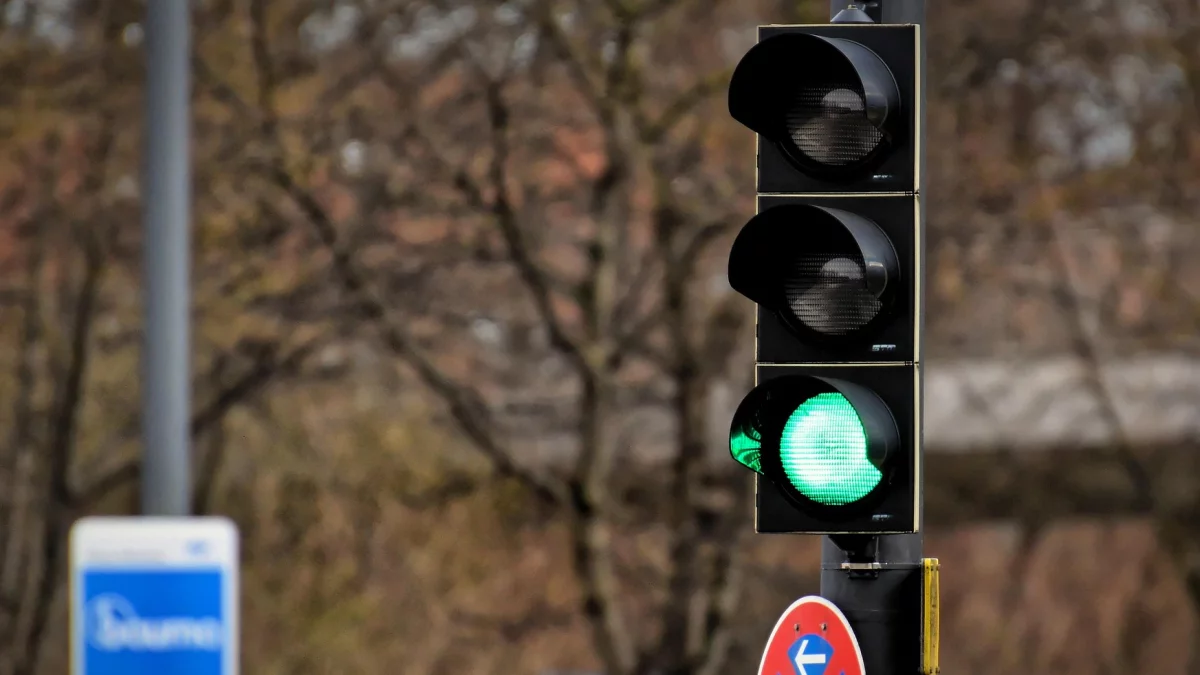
left=1, top=0, right=1199, bottom=674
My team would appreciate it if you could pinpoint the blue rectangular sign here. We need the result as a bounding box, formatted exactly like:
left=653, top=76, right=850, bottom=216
left=81, top=567, right=227, bottom=673
left=70, top=517, right=238, bottom=675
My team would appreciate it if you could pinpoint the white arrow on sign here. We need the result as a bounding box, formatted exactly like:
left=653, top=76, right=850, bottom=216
left=793, top=639, right=828, bottom=675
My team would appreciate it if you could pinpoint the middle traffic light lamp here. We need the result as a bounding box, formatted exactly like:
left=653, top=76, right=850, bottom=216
left=728, top=203, right=899, bottom=346
left=732, top=196, right=916, bottom=364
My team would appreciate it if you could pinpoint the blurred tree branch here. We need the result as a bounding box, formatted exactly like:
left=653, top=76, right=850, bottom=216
left=2, top=117, right=56, bottom=675
left=16, top=222, right=106, bottom=675
left=145, top=1, right=758, bottom=672
left=449, top=81, right=591, bottom=373
left=264, top=164, right=568, bottom=504
left=238, top=1, right=751, bottom=672
left=3, top=5, right=127, bottom=662
left=0, top=172, right=51, bottom=668
left=71, top=335, right=324, bottom=510
left=1046, top=209, right=1200, bottom=673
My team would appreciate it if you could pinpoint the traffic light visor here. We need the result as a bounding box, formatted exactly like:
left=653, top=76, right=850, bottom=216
left=730, top=378, right=776, bottom=473
left=732, top=375, right=899, bottom=512
left=728, top=204, right=900, bottom=341
left=728, top=32, right=901, bottom=180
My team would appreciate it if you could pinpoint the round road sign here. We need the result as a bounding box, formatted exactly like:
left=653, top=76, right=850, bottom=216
left=757, top=595, right=865, bottom=675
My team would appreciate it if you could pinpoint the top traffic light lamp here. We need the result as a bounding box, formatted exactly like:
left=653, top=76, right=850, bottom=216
left=725, top=22, right=922, bottom=535
left=729, top=25, right=918, bottom=194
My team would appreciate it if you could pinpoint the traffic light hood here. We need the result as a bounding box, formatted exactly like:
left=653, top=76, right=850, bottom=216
left=727, top=204, right=899, bottom=340
left=727, top=32, right=902, bottom=180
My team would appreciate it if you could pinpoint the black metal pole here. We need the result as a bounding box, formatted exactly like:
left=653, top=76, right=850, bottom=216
left=821, top=536, right=923, bottom=675
left=820, top=2, right=927, bottom=674
left=828, top=0, right=925, bottom=24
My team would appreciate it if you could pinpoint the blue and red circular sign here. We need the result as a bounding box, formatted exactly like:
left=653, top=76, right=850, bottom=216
left=758, top=595, right=865, bottom=675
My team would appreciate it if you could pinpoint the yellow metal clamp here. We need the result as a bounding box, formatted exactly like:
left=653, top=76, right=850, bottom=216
left=922, top=558, right=941, bottom=675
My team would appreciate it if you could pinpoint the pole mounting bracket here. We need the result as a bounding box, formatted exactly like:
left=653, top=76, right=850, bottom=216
left=829, top=0, right=924, bottom=24
left=831, top=1, right=880, bottom=23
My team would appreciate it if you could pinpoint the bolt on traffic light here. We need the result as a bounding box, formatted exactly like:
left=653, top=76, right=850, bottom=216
left=725, top=23, right=923, bottom=535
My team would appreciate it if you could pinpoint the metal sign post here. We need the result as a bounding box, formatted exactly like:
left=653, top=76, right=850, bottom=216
left=141, top=0, right=193, bottom=515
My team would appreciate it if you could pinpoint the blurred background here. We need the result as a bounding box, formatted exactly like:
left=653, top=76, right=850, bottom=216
left=2, top=0, right=1200, bottom=673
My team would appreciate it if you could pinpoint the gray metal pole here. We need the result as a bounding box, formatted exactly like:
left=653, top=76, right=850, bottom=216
left=141, top=0, right=192, bottom=516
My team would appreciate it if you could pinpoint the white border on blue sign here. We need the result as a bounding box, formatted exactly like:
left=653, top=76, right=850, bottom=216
left=68, top=516, right=240, bottom=675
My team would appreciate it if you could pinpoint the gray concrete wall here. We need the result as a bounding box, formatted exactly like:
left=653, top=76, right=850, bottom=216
left=495, top=353, right=1200, bottom=467
left=923, top=354, right=1200, bottom=452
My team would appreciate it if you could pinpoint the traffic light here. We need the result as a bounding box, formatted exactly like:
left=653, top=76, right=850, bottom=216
left=726, top=23, right=922, bottom=535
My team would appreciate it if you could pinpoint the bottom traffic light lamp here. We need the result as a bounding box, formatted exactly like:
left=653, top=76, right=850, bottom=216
left=731, top=374, right=906, bottom=531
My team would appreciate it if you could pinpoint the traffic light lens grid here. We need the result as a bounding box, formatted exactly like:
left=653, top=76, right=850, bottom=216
left=787, top=83, right=882, bottom=168
left=784, top=250, right=881, bottom=336
left=780, top=392, right=881, bottom=506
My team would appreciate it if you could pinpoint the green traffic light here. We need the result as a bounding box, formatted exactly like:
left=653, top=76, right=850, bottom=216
left=779, top=392, right=881, bottom=505
left=730, top=425, right=763, bottom=473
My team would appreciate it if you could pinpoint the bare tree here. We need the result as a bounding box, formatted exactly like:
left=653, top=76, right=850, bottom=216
left=0, top=5, right=331, bottom=671
left=926, top=0, right=1200, bottom=670
left=185, top=0, right=757, bottom=672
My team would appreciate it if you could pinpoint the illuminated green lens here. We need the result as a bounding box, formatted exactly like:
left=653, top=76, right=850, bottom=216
left=730, top=425, right=763, bottom=473
left=780, top=392, right=880, bottom=505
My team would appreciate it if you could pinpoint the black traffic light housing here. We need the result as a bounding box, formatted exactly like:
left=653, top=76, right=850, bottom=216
left=733, top=196, right=916, bottom=364
left=744, top=365, right=917, bottom=534
left=729, top=8, right=932, bottom=675
left=726, top=23, right=922, bottom=536
left=730, top=25, right=918, bottom=194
